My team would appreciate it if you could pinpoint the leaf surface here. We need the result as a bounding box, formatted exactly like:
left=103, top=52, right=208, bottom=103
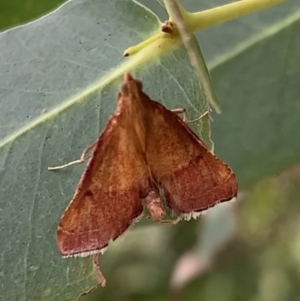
left=0, top=0, right=299, bottom=300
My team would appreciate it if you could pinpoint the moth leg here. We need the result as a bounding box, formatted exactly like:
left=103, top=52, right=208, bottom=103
left=48, top=141, right=97, bottom=170
left=93, top=254, right=106, bottom=287
left=156, top=217, right=181, bottom=225
left=171, top=108, right=188, bottom=123
left=188, top=111, right=210, bottom=124
left=171, top=108, right=210, bottom=124
left=144, top=214, right=181, bottom=225
left=143, top=211, right=181, bottom=225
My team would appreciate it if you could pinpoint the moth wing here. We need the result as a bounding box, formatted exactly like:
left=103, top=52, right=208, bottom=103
left=57, top=106, right=149, bottom=257
left=144, top=97, right=238, bottom=219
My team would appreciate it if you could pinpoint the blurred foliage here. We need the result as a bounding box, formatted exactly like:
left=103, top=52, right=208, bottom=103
left=0, top=0, right=64, bottom=31
left=1, top=0, right=299, bottom=301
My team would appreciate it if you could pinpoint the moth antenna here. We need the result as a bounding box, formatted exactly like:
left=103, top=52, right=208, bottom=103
left=124, top=72, right=134, bottom=81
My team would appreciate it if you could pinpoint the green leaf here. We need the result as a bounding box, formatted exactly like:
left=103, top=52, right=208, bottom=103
left=0, top=1, right=208, bottom=300
left=211, top=12, right=300, bottom=186
left=1, top=0, right=300, bottom=300
left=184, top=0, right=300, bottom=63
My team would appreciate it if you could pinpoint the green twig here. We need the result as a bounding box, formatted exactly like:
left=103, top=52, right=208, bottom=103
left=173, top=0, right=289, bottom=33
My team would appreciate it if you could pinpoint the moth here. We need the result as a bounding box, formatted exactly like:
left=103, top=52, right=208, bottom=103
left=50, top=72, right=238, bottom=286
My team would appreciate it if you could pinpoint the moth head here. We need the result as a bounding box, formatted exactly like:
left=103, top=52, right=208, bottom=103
left=119, top=72, right=143, bottom=96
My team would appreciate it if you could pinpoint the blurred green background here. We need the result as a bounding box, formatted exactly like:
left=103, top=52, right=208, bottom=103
left=0, top=0, right=64, bottom=30
left=1, top=0, right=299, bottom=300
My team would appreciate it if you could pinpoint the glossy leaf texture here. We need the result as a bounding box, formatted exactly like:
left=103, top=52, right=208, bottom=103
left=0, top=0, right=299, bottom=300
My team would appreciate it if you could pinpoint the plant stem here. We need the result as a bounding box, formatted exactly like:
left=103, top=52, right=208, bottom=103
left=185, top=0, right=289, bottom=33
left=164, top=0, right=289, bottom=33
left=164, top=0, right=221, bottom=117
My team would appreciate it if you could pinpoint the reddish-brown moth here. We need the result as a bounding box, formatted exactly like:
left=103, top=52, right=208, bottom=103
left=49, top=72, right=238, bottom=286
